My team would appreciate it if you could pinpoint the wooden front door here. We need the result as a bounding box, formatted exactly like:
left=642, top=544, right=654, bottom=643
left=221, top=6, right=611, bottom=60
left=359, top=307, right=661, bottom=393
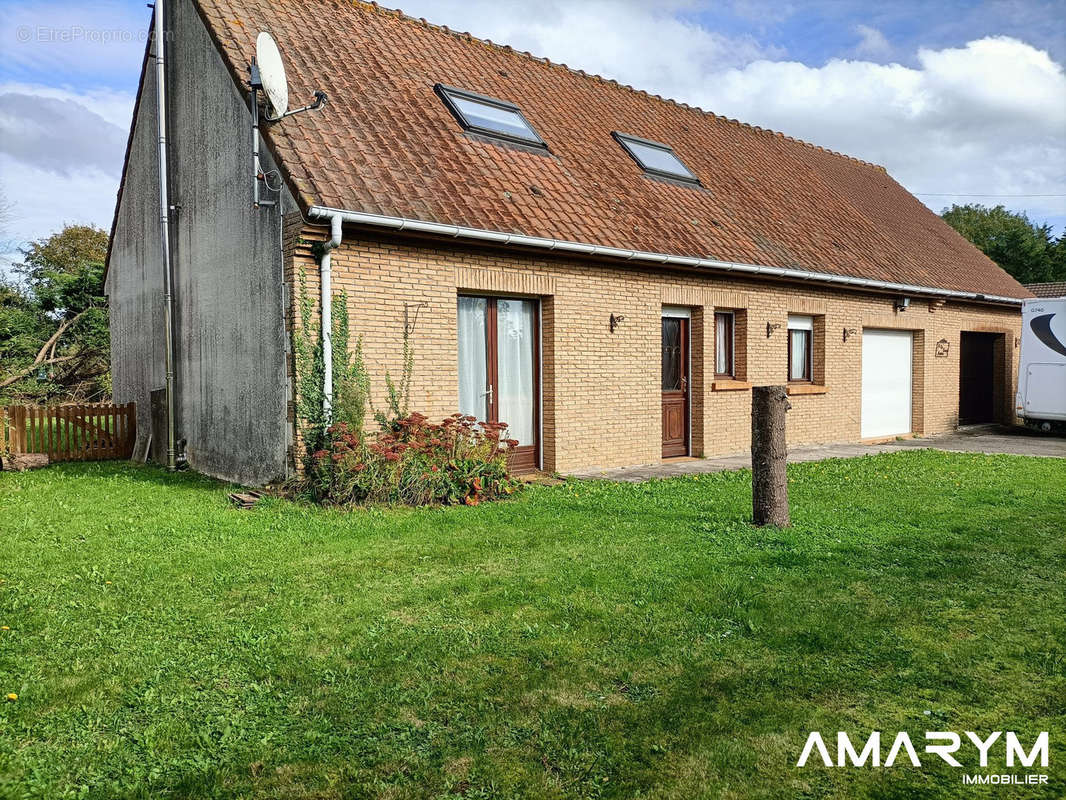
left=661, top=316, right=689, bottom=458
left=457, top=296, right=540, bottom=472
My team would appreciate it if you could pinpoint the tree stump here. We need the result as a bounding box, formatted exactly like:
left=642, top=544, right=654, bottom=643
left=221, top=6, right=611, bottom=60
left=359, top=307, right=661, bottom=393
left=751, top=385, right=790, bottom=527
left=0, top=453, right=49, bottom=472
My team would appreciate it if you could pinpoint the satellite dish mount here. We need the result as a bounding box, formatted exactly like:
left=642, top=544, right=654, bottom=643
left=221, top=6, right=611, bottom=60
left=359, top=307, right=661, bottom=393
left=249, top=32, right=327, bottom=207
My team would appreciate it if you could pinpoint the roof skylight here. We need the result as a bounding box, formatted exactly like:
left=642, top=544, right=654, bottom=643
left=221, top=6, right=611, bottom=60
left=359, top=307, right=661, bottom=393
left=435, top=84, right=546, bottom=148
left=613, top=132, right=699, bottom=184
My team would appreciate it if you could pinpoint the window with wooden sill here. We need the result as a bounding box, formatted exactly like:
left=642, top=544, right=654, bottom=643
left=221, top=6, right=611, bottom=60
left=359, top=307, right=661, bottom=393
left=786, top=383, right=828, bottom=396
left=713, top=308, right=747, bottom=389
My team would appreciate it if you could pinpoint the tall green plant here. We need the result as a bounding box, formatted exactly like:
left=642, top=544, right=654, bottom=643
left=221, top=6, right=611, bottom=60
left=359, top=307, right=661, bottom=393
left=373, top=319, right=413, bottom=430
left=330, top=289, right=370, bottom=433
left=293, top=269, right=327, bottom=464
left=294, top=273, right=372, bottom=467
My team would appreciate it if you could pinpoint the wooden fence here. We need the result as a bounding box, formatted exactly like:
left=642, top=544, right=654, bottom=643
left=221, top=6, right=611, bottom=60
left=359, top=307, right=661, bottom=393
left=2, top=403, right=136, bottom=462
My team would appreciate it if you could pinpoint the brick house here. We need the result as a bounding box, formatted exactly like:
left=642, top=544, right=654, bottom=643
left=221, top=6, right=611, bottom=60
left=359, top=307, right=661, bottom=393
left=105, top=0, right=1031, bottom=485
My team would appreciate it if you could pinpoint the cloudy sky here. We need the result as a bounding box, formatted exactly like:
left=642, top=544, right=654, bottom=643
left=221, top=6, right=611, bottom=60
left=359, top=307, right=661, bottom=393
left=0, top=0, right=1064, bottom=274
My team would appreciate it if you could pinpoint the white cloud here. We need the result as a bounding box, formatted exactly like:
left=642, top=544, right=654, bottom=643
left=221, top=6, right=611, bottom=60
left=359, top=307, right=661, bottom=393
left=854, top=24, right=892, bottom=59
left=916, top=37, right=1066, bottom=132
left=0, top=87, right=129, bottom=175
left=389, top=0, right=780, bottom=96
left=0, top=82, right=130, bottom=260
left=0, top=2, right=142, bottom=265
left=0, top=82, right=134, bottom=129
left=697, top=36, right=1066, bottom=224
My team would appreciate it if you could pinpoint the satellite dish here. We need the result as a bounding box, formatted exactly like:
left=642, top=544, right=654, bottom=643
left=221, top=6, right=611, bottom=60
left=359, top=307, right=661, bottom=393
left=256, top=32, right=288, bottom=119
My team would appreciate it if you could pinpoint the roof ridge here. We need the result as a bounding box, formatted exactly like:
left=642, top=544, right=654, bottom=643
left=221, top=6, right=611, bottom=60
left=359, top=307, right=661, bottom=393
left=357, top=0, right=887, bottom=173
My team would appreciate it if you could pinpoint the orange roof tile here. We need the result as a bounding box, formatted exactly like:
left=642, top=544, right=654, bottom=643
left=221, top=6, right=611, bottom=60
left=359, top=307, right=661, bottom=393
left=1025, top=281, right=1066, bottom=298
left=191, top=0, right=1030, bottom=300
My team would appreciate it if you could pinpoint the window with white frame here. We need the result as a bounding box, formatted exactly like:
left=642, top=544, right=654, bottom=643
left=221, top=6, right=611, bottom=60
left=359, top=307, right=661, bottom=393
left=715, top=311, right=735, bottom=377
left=787, top=315, right=813, bottom=382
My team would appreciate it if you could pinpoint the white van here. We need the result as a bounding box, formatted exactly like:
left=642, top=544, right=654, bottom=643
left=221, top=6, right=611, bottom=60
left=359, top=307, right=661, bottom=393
left=1016, top=297, right=1066, bottom=431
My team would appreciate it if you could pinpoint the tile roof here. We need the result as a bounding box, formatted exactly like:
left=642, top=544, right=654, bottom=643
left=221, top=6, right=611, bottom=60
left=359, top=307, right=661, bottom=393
left=190, top=0, right=1030, bottom=300
left=1025, top=281, right=1066, bottom=298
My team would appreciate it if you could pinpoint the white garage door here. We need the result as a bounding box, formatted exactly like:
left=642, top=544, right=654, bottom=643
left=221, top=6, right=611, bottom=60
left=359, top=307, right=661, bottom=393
left=861, top=329, right=913, bottom=438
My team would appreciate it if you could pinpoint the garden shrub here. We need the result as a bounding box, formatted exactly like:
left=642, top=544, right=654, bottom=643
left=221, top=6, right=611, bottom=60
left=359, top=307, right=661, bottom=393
left=305, top=413, right=521, bottom=507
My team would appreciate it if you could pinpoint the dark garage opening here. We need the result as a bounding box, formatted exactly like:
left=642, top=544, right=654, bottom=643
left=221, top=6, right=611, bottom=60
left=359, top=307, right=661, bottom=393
left=959, top=332, right=1002, bottom=425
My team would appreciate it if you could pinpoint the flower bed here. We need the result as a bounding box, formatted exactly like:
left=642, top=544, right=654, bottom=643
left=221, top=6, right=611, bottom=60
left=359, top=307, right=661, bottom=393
left=305, top=413, right=521, bottom=507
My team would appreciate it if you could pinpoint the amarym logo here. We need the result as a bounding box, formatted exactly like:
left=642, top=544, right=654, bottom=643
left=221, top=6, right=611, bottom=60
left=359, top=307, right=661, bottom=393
left=796, top=731, right=1049, bottom=769
left=1031, top=313, right=1066, bottom=357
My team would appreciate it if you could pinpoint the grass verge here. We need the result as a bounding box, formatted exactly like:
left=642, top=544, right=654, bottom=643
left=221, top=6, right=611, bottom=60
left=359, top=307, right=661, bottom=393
left=0, top=450, right=1063, bottom=798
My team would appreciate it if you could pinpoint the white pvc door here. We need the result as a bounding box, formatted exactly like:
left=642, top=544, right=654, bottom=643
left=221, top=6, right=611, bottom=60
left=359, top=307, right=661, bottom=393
left=861, top=329, right=913, bottom=438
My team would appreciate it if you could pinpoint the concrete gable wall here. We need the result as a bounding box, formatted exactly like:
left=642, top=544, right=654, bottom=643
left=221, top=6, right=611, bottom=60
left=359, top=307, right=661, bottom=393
left=106, top=34, right=166, bottom=460
left=107, top=0, right=293, bottom=485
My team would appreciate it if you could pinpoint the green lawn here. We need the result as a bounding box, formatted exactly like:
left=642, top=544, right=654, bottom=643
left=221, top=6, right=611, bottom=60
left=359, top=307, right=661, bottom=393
left=1, top=452, right=1064, bottom=799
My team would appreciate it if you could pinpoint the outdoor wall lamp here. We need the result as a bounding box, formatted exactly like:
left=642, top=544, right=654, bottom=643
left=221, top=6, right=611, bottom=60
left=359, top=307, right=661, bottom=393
left=766, top=321, right=781, bottom=338
left=610, top=313, right=626, bottom=333
left=843, top=327, right=857, bottom=342
left=894, top=296, right=911, bottom=312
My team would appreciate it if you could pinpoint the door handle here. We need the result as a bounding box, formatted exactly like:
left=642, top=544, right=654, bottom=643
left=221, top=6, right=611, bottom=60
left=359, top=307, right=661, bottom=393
left=481, top=385, right=494, bottom=400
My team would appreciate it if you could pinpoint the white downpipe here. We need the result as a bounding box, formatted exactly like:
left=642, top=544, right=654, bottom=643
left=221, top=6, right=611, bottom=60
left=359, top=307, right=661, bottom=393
left=307, top=206, right=1024, bottom=307
left=154, top=0, right=177, bottom=471
left=319, top=214, right=343, bottom=417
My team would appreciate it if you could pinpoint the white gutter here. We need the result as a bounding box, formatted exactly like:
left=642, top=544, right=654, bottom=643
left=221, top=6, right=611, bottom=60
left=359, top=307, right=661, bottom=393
left=154, top=0, right=177, bottom=470
left=318, top=214, right=343, bottom=417
left=307, top=206, right=1024, bottom=307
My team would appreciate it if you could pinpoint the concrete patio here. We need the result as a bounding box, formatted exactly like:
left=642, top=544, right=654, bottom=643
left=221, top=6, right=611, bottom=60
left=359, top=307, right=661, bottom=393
left=568, top=425, right=1066, bottom=482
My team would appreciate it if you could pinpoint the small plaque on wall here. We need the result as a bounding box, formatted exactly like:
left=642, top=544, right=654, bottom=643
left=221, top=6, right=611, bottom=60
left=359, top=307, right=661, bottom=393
left=935, top=338, right=950, bottom=358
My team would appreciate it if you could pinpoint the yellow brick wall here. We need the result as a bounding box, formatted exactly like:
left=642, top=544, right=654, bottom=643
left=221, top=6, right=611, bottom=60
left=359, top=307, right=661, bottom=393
left=287, top=228, right=1021, bottom=473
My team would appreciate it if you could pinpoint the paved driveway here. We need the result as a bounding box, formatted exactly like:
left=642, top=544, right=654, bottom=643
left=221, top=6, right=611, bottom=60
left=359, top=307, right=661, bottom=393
left=888, top=425, right=1066, bottom=458
left=569, top=426, right=1065, bottom=482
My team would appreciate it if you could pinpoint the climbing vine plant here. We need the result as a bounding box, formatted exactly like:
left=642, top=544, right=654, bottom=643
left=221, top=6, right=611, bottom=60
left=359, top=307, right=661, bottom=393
left=293, top=268, right=414, bottom=466
left=293, top=268, right=328, bottom=466
left=331, top=289, right=371, bottom=435
left=374, top=318, right=413, bottom=430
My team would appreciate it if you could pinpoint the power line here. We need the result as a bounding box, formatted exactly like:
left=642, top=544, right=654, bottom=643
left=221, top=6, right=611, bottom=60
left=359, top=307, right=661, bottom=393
left=912, top=192, right=1066, bottom=198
